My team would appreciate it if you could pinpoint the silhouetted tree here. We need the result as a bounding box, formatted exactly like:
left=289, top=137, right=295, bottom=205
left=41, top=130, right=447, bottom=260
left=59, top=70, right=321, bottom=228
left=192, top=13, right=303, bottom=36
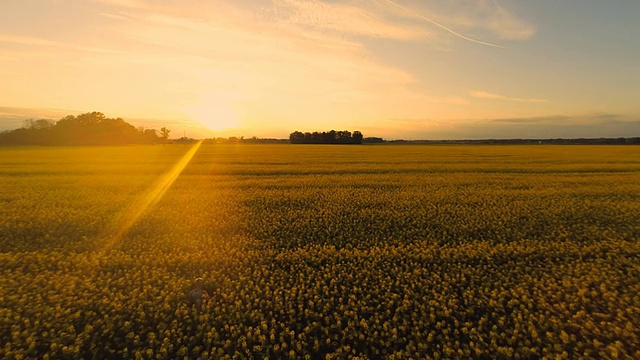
left=289, top=131, right=305, bottom=144
left=160, top=127, right=171, bottom=140
left=0, top=112, right=165, bottom=145
left=24, top=119, right=54, bottom=130
left=327, top=130, right=337, bottom=144
left=363, top=136, right=384, bottom=144
left=352, top=131, right=364, bottom=144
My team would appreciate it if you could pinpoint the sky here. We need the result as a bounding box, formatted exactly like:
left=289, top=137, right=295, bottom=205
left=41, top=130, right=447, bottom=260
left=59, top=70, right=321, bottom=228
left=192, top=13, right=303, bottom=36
left=1, top=0, right=639, bottom=139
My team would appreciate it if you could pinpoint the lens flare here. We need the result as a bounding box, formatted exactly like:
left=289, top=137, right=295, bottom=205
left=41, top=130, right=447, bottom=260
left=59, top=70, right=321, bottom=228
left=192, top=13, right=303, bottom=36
left=97, top=140, right=203, bottom=250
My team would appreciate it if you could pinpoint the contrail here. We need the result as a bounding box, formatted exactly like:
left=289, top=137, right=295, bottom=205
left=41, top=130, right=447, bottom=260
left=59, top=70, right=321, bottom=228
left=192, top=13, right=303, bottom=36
left=381, top=0, right=504, bottom=48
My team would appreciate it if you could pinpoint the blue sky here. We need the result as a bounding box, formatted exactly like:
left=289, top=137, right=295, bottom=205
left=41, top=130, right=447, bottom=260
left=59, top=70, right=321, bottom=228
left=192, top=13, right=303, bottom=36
left=1, top=0, right=639, bottom=139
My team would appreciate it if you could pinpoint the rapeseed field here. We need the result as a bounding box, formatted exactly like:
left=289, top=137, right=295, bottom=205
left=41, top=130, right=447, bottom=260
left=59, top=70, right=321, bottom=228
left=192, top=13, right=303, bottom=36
left=1, top=144, right=639, bottom=359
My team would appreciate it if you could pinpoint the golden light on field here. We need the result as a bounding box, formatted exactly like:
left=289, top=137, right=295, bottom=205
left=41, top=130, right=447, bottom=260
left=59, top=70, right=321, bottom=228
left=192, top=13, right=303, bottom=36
left=99, top=140, right=203, bottom=250
left=1, top=145, right=640, bottom=358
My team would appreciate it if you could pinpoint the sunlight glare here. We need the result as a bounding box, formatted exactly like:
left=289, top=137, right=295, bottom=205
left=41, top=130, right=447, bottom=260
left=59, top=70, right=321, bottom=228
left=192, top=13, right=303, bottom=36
left=189, top=102, right=240, bottom=131
left=97, top=140, right=203, bottom=251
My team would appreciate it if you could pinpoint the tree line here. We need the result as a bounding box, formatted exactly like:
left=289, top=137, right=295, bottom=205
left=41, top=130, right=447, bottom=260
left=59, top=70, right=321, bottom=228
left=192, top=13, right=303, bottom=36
left=289, top=130, right=363, bottom=144
left=0, top=112, right=171, bottom=145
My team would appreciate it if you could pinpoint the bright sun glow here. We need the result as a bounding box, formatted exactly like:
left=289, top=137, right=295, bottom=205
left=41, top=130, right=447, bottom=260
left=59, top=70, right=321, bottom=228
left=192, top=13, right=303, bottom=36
left=187, top=102, right=241, bottom=131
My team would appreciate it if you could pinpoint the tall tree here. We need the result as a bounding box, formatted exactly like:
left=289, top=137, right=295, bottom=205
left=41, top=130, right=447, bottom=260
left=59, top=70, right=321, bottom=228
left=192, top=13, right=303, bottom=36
left=352, top=131, right=363, bottom=144
left=160, top=127, right=171, bottom=140
left=289, top=131, right=305, bottom=144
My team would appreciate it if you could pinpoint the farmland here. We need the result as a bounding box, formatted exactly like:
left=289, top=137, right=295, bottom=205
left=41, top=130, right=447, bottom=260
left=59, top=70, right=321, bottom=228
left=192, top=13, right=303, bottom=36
left=1, top=144, right=639, bottom=359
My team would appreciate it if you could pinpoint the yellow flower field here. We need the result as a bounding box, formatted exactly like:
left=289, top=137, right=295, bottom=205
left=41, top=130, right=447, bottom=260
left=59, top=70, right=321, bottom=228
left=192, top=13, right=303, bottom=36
left=1, top=144, right=639, bottom=359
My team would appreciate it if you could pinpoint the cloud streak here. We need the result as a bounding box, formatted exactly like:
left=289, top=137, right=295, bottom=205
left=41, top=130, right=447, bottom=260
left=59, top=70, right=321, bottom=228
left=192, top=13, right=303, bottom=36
left=471, top=91, right=548, bottom=103
left=430, top=1, right=536, bottom=41
left=380, top=0, right=504, bottom=48
left=96, top=0, right=144, bottom=9
left=268, top=0, right=432, bottom=41
left=0, top=34, right=119, bottom=54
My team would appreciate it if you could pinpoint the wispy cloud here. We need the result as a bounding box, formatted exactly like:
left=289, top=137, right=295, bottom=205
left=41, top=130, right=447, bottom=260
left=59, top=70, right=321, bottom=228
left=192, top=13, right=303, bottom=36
left=105, top=6, right=415, bottom=87
left=488, top=4, right=537, bottom=40
left=0, top=34, right=60, bottom=47
left=471, top=91, right=548, bottom=103
left=266, top=0, right=534, bottom=47
left=380, top=0, right=504, bottom=48
left=417, top=0, right=536, bottom=41
left=95, top=0, right=144, bottom=9
left=268, top=0, right=433, bottom=41
left=88, top=0, right=436, bottom=125
left=0, top=34, right=119, bottom=54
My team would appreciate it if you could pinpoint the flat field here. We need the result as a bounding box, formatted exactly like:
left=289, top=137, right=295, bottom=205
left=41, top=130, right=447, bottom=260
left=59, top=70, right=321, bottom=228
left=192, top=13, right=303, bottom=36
left=1, top=144, right=639, bottom=359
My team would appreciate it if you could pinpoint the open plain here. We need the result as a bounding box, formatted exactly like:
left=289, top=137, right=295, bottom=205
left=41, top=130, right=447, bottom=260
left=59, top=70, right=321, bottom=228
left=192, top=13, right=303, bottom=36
left=1, top=144, right=639, bottom=358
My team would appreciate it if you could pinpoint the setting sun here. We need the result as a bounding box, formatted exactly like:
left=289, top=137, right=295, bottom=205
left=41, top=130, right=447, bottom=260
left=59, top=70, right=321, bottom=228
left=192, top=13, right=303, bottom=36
left=186, top=102, right=241, bottom=132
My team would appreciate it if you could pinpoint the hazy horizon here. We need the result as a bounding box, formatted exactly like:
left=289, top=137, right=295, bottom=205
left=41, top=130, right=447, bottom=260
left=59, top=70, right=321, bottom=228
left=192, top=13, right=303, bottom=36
left=1, top=1, right=639, bottom=139
left=1, top=106, right=639, bottom=140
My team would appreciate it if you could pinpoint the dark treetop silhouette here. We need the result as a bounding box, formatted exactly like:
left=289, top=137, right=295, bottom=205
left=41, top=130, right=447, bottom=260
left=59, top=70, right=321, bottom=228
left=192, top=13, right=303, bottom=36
left=0, top=112, right=169, bottom=145
left=289, top=130, right=363, bottom=144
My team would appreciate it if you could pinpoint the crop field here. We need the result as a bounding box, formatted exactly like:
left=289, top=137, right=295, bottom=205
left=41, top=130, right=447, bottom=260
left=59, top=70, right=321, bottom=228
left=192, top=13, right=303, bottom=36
left=1, top=144, right=639, bottom=359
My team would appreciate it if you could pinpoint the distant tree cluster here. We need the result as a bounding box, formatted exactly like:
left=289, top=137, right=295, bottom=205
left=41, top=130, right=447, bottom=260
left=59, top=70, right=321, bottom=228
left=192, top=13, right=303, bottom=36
left=289, top=130, right=363, bottom=144
left=363, top=137, right=385, bottom=144
left=0, top=112, right=170, bottom=145
left=203, top=136, right=243, bottom=144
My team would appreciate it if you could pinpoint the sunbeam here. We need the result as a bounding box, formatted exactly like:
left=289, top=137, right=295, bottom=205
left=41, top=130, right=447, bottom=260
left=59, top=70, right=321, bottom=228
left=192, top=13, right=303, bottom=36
left=97, top=140, right=203, bottom=250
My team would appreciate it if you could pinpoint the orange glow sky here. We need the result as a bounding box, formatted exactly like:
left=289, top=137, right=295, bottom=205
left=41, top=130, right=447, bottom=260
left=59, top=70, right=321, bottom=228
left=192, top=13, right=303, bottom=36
left=1, top=1, right=639, bottom=139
